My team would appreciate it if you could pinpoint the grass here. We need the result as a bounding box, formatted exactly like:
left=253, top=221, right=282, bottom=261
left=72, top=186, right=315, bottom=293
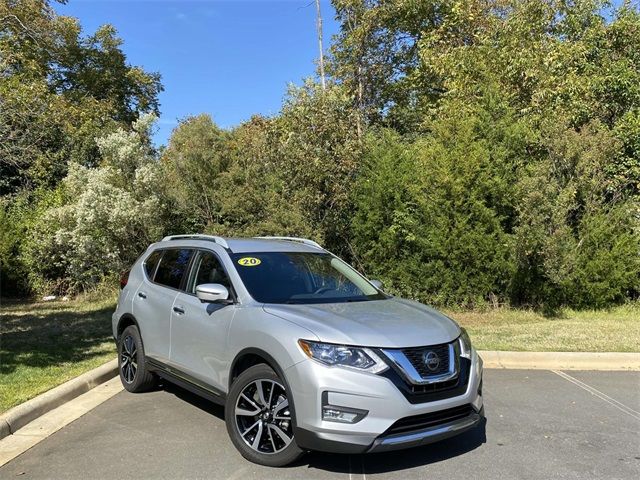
left=0, top=295, right=637, bottom=414
left=0, top=295, right=117, bottom=413
left=448, top=303, right=640, bottom=352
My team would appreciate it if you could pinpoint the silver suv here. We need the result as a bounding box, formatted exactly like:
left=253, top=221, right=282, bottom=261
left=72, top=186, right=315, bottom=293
left=113, top=235, right=484, bottom=466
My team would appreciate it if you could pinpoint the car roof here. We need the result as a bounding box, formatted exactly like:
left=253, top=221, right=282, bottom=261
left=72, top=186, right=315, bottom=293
left=156, top=235, right=325, bottom=254
left=225, top=237, right=323, bottom=253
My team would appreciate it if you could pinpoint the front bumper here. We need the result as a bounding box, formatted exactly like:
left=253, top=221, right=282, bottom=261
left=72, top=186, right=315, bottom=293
left=368, top=406, right=483, bottom=453
left=286, top=348, right=484, bottom=454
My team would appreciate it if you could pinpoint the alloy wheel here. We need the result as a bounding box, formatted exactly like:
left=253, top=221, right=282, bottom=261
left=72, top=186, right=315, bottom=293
left=120, top=335, right=138, bottom=384
left=235, top=379, right=293, bottom=454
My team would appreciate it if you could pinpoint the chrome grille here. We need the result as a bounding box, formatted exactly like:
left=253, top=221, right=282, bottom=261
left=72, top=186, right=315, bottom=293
left=402, top=343, right=451, bottom=377
left=380, top=341, right=459, bottom=385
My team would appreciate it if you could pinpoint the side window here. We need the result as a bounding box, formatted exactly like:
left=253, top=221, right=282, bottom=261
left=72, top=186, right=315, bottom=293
left=155, top=249, right=193, bottom=290
left=144, top=250, right=162, bottom=280
left=189, top=251, right=231, bottom=294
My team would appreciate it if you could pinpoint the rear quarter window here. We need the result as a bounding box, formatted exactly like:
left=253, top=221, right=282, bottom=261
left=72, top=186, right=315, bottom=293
left=144, top=250, right=162, bottom=279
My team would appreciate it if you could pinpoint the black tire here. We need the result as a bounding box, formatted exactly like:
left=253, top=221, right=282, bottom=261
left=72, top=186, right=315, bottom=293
left=225, top=364, right=304, bottom=467
left=117, top=325, right=157, bottom=393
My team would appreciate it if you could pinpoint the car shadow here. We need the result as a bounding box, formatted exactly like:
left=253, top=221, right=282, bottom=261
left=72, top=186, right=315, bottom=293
left=305, top=417, right=487, bottom=473
left=159, top=380, right=487, bottom=473
left=160, top=380, right=225, bottom=420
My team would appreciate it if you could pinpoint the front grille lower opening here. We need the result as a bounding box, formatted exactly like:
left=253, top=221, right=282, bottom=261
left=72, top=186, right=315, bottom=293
left=384, top=404, right=474, bottom=436
left=409, top=377, right=458, bottom=394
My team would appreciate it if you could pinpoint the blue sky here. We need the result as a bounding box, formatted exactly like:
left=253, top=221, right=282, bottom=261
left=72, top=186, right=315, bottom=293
left=57, top=1, right=340, bottom=145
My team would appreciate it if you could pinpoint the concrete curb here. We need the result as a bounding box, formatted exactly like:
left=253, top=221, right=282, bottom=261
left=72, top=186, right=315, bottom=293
left=478, top=351, right=640, bottom=371
left=0, top=359, right=118, bottom=440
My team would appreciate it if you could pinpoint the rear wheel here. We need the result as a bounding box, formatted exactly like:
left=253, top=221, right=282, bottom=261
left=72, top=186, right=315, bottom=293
left=225, top=364, right=304, bottom=466
left=118, top=325, right=156, bottom=392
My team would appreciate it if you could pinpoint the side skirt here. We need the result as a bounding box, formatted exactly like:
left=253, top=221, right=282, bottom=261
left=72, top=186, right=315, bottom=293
left=145, top=357, right=227, bottom=406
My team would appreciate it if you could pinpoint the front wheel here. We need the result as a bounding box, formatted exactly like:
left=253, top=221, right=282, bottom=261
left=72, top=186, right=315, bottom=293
left=225, top=364, right=304, bottom=466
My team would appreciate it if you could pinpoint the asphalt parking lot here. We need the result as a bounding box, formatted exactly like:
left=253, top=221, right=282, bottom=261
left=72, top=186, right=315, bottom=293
left=1, top=369, right=638, bottom=480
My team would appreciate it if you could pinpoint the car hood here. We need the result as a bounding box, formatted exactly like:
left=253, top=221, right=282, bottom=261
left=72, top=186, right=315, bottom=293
left=263, top=298, right=460, bottom=348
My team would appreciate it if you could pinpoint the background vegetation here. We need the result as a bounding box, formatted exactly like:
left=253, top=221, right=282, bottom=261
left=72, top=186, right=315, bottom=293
left=2, top=0, right=639, bottom=312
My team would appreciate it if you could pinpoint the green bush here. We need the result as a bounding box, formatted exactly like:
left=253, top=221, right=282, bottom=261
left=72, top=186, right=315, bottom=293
left=511, top=120, right=639, bottom=309
left=352, top=111, right=518, bottom=307
left=570, top=206, right=640, bottom=308
left=21, top=115, right=168, bottom=294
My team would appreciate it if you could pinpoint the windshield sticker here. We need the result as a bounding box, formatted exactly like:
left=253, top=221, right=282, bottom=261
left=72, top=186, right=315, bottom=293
left=238, top=257, right=261, bottom=267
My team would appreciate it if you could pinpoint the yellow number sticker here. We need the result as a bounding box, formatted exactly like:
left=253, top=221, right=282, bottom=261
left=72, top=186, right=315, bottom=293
left=238, top=257, right=261, bottom=267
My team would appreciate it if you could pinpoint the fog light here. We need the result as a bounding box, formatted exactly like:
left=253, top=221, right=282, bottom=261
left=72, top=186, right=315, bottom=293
left=321, top=392, right=368, bottom=423
left=322, top=406, right=367, bottom=423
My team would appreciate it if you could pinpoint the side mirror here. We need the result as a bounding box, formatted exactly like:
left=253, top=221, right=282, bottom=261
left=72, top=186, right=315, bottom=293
left=370, top=279, right=384, bottom=290
left=196, top=283, right=231, bottom=303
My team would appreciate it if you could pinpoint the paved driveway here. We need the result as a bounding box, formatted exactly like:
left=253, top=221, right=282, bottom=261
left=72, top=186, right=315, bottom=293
left=1, top=370, right=638, bottom=479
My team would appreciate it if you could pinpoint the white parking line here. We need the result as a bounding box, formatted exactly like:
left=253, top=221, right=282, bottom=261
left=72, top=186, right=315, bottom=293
left=552, top=370, right=640, bottom=420
left=348, top=455, right=366, bottom=480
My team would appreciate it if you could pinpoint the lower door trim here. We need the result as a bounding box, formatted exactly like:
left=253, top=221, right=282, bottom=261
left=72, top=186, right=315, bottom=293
left=146, top=357, right=227, bottom=405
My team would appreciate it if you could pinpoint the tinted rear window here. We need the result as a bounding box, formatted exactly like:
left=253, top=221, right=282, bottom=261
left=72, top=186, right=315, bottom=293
left=144, top=250, right=162, bottom=279
left=154, top=249, right=193, bottom=290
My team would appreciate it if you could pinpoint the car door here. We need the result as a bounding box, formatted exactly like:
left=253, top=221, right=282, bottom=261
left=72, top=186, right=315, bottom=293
left=133, top=248, right=193, bottom=364
left=170, top=249, right=237, bottom=393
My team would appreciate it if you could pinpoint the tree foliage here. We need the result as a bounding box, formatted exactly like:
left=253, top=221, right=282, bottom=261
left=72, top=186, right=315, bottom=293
left=353, top=97, right=527, bottom=306
left=160, top=83, right=362, bottom=247
left=335, top=0, right=640, bottom=308
left=1, top=0, right=638, bottom=310
left=21, top=115, right=167, bottom=294
left=0, top=0, right=162, bottom=194
left=1, top=0, right=163, bottom=293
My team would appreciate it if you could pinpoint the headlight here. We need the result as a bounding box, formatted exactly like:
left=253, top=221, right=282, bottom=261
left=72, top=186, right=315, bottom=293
left=298, top=339, right=388, bottom=374
left=459, top=327, right=473, bottom=359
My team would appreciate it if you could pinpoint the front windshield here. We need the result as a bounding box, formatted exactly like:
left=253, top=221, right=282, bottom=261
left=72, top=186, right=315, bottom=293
left=231, top=252, right=387, bottom=304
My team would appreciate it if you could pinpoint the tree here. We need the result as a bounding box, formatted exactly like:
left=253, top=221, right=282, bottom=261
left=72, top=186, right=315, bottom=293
left=50, top=23, right=162, bottom=124
left=0, top=0, right=163, bottom=195
left=273, top=82, right=362, bottom=252
left=512, top=119, right=639, bottom=309
left=353, top=94, right=528, bottom=306
left=329, top=0, right=457, bottom=132
left=161, top=114, right=229, bottom=229
left=160, top=84, right=363, bottom=248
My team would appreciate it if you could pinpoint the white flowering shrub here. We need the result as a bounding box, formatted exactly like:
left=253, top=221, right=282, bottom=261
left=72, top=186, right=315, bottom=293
left=23, top=114, right=167, bottom=293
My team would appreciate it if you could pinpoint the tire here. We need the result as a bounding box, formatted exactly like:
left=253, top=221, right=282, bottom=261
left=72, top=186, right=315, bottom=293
left=117, top=325, right=157, bottom=393
left=225, top=364, right=304, bottom=467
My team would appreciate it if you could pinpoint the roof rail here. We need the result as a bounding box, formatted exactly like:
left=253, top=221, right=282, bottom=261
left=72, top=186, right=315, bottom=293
left=162, top=234, right=229, bottom=249
left=257, top=236, right=323, bottom=249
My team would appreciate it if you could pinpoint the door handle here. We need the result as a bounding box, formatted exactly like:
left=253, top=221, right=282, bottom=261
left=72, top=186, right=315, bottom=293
left=173, top=305, right=185, bottom=315
left=138, top=291, right=147, bottom=299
